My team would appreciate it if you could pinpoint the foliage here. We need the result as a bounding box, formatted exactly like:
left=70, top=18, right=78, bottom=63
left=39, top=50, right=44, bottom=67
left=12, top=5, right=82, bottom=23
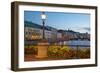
left=25, top=45, right=37, bottom=55
left=24, top=44, right=90, bottom=59
left=48, top=45, right=90, bottom=59
left=48, top=45, right=76, bottom=59
left=78, top=48, right=90, bottom=58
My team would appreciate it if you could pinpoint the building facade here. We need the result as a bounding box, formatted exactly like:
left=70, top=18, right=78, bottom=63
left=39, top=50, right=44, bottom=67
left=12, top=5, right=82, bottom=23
left=25, top=21, right=90, bottom=42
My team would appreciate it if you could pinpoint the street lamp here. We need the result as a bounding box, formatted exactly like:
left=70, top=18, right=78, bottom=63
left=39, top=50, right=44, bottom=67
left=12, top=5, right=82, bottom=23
left=41, top=12, right=46, bottom=39
left=35, top=12, right=48, bottom=58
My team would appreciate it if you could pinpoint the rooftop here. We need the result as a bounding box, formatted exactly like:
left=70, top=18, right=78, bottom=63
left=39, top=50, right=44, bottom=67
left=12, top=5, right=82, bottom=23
left=24, top=21, right=51, bottom=31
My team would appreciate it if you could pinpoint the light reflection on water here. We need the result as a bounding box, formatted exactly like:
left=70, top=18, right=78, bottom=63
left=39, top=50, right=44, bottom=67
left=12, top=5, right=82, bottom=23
left=64, top=40, right=90, bottom=45
left=59, top=40, right=90, bottom=49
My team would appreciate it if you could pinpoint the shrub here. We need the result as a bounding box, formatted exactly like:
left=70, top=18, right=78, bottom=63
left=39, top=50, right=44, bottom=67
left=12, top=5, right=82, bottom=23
left=77, top=48, right=90, bottom=58
left=47, top=45, right=74, bottom=59
left=24, top=45, right=37, bottom=55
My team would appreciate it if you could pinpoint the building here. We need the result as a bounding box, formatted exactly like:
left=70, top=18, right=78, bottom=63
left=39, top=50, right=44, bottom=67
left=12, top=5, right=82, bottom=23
left=25, top=21, right=43, bottom=40
left=46, top=26, right=58, bottom=41
left=57, top=29, right=90, bottom=40
left=24, top=21, right=56, bottom=41
left=25, top=21, right=90, bottom=42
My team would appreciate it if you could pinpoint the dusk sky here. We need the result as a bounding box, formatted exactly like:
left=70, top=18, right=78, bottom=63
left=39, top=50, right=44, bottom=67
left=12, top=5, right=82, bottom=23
left=24, top=11, right=90, bottom=33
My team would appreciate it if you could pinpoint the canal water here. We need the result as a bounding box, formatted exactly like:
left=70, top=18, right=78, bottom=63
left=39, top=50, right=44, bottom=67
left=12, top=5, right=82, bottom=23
left=61, top=40, right=90, bottom=49
left=64, top=40, right=90, bottom=46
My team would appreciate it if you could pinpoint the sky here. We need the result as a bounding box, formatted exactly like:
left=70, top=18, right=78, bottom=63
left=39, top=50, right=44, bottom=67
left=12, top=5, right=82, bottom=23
left=24, top=11, right=90, bottom=33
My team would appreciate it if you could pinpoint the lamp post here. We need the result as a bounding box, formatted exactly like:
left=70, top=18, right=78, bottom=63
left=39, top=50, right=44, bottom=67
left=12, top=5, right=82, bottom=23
left=36, top=12, right=49, bottom=58
left=41, top=12, right=46, bottom=39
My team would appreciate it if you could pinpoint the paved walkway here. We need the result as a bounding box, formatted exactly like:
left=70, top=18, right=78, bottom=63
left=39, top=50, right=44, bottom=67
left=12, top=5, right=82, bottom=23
left=24, top=55, right=69, bottom=61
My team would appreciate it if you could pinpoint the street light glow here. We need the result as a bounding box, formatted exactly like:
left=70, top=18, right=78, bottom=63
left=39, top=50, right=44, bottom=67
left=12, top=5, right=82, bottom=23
left=41, top=12, right=46, bottom=20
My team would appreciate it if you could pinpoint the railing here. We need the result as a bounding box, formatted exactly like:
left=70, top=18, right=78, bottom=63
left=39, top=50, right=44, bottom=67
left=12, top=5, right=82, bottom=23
left=67, top=45, right=90, bottom=59
left=25, top=43, right=90, bottom=59
left=48, top=44, right=90, bottom=59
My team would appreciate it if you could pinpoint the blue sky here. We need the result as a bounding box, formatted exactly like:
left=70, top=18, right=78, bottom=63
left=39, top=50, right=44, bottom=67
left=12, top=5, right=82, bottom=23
left=24, top=11, right=90, bottom=33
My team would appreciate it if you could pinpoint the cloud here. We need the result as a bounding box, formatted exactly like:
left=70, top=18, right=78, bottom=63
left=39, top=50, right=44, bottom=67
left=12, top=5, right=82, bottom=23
left=82, top=27, right=90, bottom=31
left=73, top=27, right=90, bottom=33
